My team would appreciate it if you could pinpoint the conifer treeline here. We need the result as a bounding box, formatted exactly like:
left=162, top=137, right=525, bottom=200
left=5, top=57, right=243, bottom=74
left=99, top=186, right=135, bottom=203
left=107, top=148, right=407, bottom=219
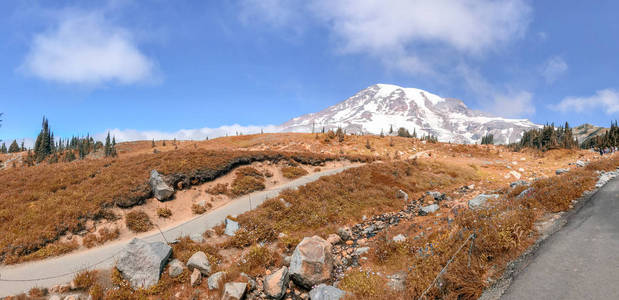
left=581, top=121, right=619, bottom=149
left=24, top=117, right=118, bottom=165
left=481, top=134, right=494, bottom=145
left=516, top=122, right=578, bottom=151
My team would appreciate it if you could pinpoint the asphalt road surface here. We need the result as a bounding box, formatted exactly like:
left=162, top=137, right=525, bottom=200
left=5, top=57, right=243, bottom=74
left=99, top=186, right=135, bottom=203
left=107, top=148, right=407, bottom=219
left=0, top=164, right=359, bottom=297
left=502, top=176, right=619, bottom=300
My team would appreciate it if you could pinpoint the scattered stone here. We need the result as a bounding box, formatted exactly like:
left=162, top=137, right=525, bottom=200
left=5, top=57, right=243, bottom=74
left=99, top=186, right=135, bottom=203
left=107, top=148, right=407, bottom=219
left=556, top=168, right=569, bottom=175
left=392, top=234, right=406, bottom=242
left=510, top=180, right=529, bottom=189
left=187, top=251, right=211, bottom=275
left=289, top=236, right=334, bottom=288
left=264, top=266, right=289, bottom=299
left=354, top=247, right=370, bottom=256
left=596, top=171, right=619, bottom=188
left=357, top=238, right=367, bottom=246
left=518, top=168, right=525, bottom=172
left=63, top=295, right=80, bottom=300
left=168, top=259, right=185, bottom=278
left=208, top=271, right=227, bottom=290
left=517, top=187, right=534, bottom=199
left=575, top=160, right=586, bottom=167
left=224, top=218, right=240, bottom=236
left=468, top=194, right=499, bottom=210
left=309, top=284, right=346, bottom=300
left=426, top=191, right=445, bottom=201
left=116, top=238, right=172, bottom=289
left=326, top=234, right=342, bottom=245
left=337, top=227, right=353, bottom=241
left=204, top=228, right=217, bottom=238
left=190, top=268, right=202, bottom=287
left=387, top=272, right=407, bottom=291
left=149, top=170, right=174, bottom=201
left=419, top=204, right=439, bottom=215
left=240, top=273, right=257, bottom=291
left=280, top=198, right=292, bottom=208
left=222, top=282, right=247, bottom=300
left=509, top=171, right=522, bottom=180
left=396, top=189, right=409, bottom=201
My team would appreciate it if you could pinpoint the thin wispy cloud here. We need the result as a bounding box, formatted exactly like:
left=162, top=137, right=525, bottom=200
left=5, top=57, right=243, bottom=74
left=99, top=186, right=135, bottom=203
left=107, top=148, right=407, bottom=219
left=96, top=124, right=281, bottom=143
left=551, top=89, right=619, bottom=114
left=20, top=12, right=156, bottom=85
left=541, top=56, right=568, bottom=83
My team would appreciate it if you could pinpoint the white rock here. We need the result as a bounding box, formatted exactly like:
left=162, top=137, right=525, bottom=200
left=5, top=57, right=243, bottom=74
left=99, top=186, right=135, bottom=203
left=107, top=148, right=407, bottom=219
left=116, top=238, right=172, bottom=289
left=187, top=251, right=211, bottom=275
left=392, top=234, right=406, bottom=243
left=224, top=218, right=239, bottom=236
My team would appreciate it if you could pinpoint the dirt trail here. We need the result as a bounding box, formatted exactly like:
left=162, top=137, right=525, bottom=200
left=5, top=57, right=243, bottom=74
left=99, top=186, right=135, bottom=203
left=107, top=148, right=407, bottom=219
left=0, top=164, right=361, bottom=297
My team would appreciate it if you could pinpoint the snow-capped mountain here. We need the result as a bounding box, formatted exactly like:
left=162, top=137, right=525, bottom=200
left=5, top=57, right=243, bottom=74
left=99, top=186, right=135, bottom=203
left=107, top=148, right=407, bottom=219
left=280, top=84, right=540, bottom=144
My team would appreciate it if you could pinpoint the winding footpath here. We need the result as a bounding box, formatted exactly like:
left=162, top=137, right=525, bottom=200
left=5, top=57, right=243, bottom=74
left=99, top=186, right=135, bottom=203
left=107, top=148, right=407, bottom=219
left=501, top=176, right=619, bottom=300
left=0, top=164, right=359, bottom=297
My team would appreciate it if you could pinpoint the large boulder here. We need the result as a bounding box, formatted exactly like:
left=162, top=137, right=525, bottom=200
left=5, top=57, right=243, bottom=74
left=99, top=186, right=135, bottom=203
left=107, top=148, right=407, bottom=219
left=263, top=266, right=289, bottom=299
left=224, top=218, right=239, bottom=236
left=187, top=251, right=211, bottom=275
left=222, top=282, right=247, bottom=300
left=309, top=284, right=346, bottom=300
left=468, top=194, right=499, bottom=210
left=116, top=238, right=172, bottom=289
left=289, top=236, right=334, bottom=288
left=150, top=170, right=174, bottom=201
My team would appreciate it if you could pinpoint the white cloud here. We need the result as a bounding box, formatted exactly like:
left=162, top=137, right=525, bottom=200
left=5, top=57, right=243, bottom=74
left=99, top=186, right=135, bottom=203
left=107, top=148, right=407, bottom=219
left=21, top=12, right=156, bottom=85
left=552, top=89, right=619, bottom=114
left=458, top=65, right=534, bottom=117
left=241, top=0, right=531, bottom=74
left=95, top=124, right=281, bottom=142
left=541, top=56, right=568, bottom=83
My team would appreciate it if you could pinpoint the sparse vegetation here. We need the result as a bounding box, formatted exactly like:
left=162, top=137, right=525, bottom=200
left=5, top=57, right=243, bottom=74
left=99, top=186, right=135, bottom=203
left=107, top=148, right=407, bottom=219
left=72, top=270, right=98, bottom=290
left=125, top=211, right=153, bottom=233
left=236, top=245, right=283, bottom=277
left=206, top=183, right=228, bottom=195
left=281, top=166, right=309, bottom=179
left=231, top=167, right=266, bottom=196
left=157, top=207, right=172, bottom=218
left=191, top=203, right=208, bottom=214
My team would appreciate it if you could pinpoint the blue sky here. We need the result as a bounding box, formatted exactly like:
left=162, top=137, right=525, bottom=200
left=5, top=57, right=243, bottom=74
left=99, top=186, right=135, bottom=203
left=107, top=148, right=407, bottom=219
left=1, top=0, right=618, bottom=144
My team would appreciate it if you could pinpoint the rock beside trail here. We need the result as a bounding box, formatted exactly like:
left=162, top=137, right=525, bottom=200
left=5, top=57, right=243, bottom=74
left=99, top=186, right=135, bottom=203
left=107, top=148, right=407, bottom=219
left=116, top=238, right=172, bottom=289
left=556, top=168, right=570, bottom=175
left=224, top=218, right=240, bottom=236
left=222, top=282, right=247, bottom=300
left=190, top=233, right=205, bottom=243
left=208, top=271, right=226, bottom=290
left=289, top=236, right=334, bottom=288
left=419, top=204, right=439, bottom=215
left=187, top=251, right=211, bottom=275
left=190, top=268, right=202, bottom=287
left=168, top=259, right=185, bottom=278
left=337, top=227, right=353, bottom=241
left=309, top=284, right=346, bottom=300
left=596, top=171, right=619, bottom=188
left=149, top=170, right=175, bottom=201
left=263, top=266, right=289, bottom=299
left=468, top=194, right=499, bottom=210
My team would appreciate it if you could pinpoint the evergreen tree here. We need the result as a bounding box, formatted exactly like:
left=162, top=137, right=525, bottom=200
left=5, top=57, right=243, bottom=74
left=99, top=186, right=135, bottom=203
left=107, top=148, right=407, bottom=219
left=104, top=132, right=111, bottom=157
left=20, top=140, right=25, bottom=151
left=152, top=139, right=156, bottom=148
left=481, top=134, right=494, bottom=145
left=412, top=128, right=417, bottom=139
left=8, top=140, right=20, bottom=153
left=33, top=116, right=53, bottom=162
left=0, top=142, right=6, bottom=154
left=389, top=125, right=394, bottom=135
left=397, top=127, right=411, bottom=138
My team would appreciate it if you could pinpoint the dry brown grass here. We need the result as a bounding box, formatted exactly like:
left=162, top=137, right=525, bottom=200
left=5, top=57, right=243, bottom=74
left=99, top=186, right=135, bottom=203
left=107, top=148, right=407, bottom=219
left=72, top=270, right=98, bottom=290
left=230, top=167, right=266, bottom=196
left=281, top=166, right=309, bottom=179
left=156, top=207, right=172, bottom=218
left=125, top=211, right=153, bottom=233
left=235, top=245, right=283, bottom=277
left=191, top=203, right=208, bottom=214
left=0, top=148, right=365, bottom=263
left=83, top=227, right=121, bottom=248
left=206, top=183, right=228, bottom=195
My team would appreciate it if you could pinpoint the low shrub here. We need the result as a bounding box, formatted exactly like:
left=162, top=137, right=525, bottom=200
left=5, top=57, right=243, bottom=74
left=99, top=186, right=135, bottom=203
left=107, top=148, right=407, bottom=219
left=82, top=234, right=99, bottom=248
left=72, top=270, right=98, bottom=290
left=125, top=211, right=153, bottom=233
left=281, top=166, right=308, bottom=179
left=237, top=245, right=283, bottom=277
left=339, top=270, right=386, bottom=297
left=191, top=203, right=208, bottom=214
left=88, top=283, right=104, bottom=300
left=206, top=183, right=228, bottom=195
left=28, top=287, right=47, bottom=297
left=171, top=237, right=222, bottom=266
left=230, top=175, right=265, bottom=196
left=157, top=207, right=172, bottom=218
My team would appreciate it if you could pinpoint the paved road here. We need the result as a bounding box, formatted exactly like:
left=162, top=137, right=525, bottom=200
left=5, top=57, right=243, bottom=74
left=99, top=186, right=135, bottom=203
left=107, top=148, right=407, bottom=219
left=502, top=176, right=619, bottom=300
left=0, top=164, right=359, bottom=296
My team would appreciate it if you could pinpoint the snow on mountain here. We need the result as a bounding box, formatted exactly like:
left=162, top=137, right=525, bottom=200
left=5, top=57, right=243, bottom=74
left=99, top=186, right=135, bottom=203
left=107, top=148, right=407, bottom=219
left=280, top=84, right=540, bottom=144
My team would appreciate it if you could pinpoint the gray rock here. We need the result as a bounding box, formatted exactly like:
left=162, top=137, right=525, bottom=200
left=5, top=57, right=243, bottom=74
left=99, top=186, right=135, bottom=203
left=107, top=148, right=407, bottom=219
left=264, top=266, right=289, bottom=299
left=168, top=259, right=185, bottom=278
left=556, top=168, right=570, bottom=175
left=510, top=180, right=529, bottom=189
left=354, top=247, right=370, bottom=256
left=337, top=226, right=353, bottom=241
left=116, top=238, right=172, bottom=289
left=468, top=194, right=499, bottom=210
left=309, top=284, right=346, bottom=300
left=387, top=272, right=407, bottom=291
left=517, top=187, right=534, bottom=199
left=392, top=234, right=406, bottom=242
left=420, top=204, right=439, bottom=215
left=240, top=272, right=257, bottom=291
left=326, top=233, right=341, bottom=245
left=208, top=271, right=226, bottom=290
left=283, top=255, right=292, bottom=266
left=290, top=236, right=334, bottom=288
left=149, top=170, right=174, bottom=201
left=187, top=251, right=211, bottom=275
left=190, top=268, right=201, bottom=287
left=396, top=189, right=409, bottom=201
left=222, top=282, right=247, bottom=300
left=426, top=191, right=445, bottom=201
left=362, top=224, right=376, bottom=235
left=190, top=233, right=204, bottom=243
left=576, top=160, right=586, bottom=167
left=224, top=218, right=239, bottom=236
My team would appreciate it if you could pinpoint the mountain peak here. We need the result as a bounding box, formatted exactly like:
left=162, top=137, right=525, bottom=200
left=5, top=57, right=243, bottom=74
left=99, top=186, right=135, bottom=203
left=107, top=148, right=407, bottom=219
left=281, top=84, right=540, bottom=144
